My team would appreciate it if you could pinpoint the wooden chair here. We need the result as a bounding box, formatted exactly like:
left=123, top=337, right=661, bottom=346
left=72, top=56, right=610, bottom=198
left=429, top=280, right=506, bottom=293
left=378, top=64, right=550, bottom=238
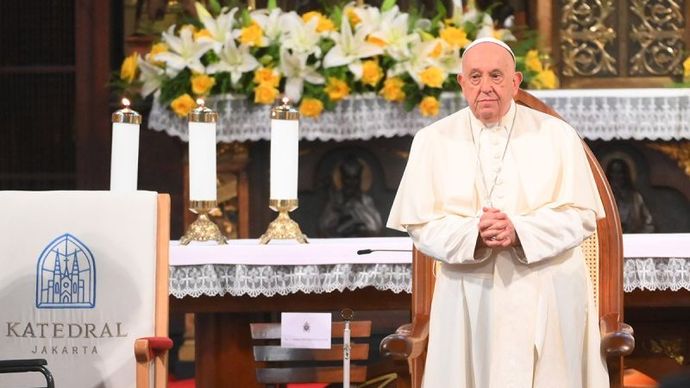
left=134, top=194, right=174, bottom=388
left=250, top=320, right=372, bottom=387
left=379, top=89, right=635, bottom=388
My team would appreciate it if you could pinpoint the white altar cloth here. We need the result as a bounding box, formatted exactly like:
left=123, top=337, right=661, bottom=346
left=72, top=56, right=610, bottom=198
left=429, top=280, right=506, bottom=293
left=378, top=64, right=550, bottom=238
left=170, top=237, right=412, bottom=265
left=169, top=234, right=690, bottom=296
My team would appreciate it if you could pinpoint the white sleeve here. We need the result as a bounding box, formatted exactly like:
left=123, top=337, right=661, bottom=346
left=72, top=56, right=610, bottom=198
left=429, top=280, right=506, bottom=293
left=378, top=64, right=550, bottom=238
left=406, top=215, right=493, bottom=264
left=511, top=207, right=596, bottom=264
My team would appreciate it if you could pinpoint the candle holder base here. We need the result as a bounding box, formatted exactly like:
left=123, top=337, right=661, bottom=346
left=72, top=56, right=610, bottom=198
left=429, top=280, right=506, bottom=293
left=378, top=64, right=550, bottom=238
left=180, top=201, right=227, bottom=245
left=259, top=199, right=308, bottom=244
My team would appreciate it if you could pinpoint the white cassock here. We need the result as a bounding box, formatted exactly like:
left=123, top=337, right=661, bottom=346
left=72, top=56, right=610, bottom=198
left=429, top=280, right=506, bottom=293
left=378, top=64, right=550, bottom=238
left=387, top=101, right=610, bottom=388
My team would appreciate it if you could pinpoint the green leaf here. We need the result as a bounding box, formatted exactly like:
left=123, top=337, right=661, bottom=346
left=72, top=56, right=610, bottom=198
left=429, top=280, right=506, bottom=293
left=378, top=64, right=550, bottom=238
left=159, top=69, right=192, bottom=105
left=381, top=0, right=397, bottom=12
left=240, top=8, right=251, bottom=27
left=430, top=0, right=447, bottom=29
left=207, top=0, right=221, bottom=16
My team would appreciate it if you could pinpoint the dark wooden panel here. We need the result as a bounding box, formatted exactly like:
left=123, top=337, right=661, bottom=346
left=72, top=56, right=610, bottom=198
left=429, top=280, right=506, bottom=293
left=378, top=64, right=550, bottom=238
left=256, top=365, right=367, bottom=384
left=171, top=287, right=410, bottom=314
left=0, top=73, right=75, bottom=189
left=0, top=0, right=75, bottom=66
left=253, top=344, right=369, bottom=361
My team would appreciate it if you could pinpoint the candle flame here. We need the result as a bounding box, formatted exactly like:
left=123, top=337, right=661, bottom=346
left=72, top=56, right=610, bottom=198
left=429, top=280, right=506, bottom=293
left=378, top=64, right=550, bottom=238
left=196, top=98, right=205, bottom=107
left=121, top=97, right=131, bottom=108
left=282, top=96, right=290, bottom=104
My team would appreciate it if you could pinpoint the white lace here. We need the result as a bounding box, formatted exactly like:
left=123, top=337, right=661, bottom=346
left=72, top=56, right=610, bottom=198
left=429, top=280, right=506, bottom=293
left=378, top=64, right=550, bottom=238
left=623, top=257, right=690, bottom=292
left=169, top=257, right=688, bottom=298
left=148, top=89, right=690, bottom=142
left=169, top=263, right=412, bottom=298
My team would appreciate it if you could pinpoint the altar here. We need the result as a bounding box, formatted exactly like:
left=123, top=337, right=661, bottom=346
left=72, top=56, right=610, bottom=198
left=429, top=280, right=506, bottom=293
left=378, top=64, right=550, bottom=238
left=170, top=234, right=690, bottom=387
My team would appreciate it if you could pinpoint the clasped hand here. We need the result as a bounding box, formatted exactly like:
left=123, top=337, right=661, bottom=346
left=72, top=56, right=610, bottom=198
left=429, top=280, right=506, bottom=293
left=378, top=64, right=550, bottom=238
left=478, top=207, right=518, bottom=248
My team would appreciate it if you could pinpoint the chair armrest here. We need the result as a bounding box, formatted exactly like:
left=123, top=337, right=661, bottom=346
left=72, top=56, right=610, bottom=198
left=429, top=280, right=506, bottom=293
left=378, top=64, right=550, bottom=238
left=379, top=314, right=430, bottom=361
left=134, top=336, right=174, bottom=363
left=600, top=313, right=635, bottom=357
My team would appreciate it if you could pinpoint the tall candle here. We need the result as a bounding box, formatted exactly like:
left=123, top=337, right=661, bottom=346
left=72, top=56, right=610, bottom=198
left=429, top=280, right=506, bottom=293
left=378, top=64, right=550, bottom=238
left=110, top=98, right=141, bottom=192
left=270, top=98, right=299, bottom=200
left=188, top=99, right=218, bottom=201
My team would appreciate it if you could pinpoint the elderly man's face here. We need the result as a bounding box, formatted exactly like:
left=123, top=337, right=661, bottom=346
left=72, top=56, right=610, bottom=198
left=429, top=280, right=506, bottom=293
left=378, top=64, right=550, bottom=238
left=457, top=43, right=522, bottom=125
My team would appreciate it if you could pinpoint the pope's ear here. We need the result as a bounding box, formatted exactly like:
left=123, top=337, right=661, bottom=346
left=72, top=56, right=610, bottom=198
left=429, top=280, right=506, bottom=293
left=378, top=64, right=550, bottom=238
left=513, top=71, right=523, bottom=89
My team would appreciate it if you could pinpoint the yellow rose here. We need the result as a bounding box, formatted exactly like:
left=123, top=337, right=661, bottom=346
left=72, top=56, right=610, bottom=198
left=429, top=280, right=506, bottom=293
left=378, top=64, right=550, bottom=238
left=366, top=35, right=386, bottom=47
left=419, top=96, right=440, bottom=117
left=684, top=56, right=690, bottom=80
left=361, top=60, right=383, bottom=87
left=379, top=77, right=406, bottom=102
left=120, top=52, right=139, bottom=83
left=254, top=83, right=279, bottom=104
left=525, top=50, right=543, bottom=73
left=299, top=98, right=324, bottom=118
left=148, top=43, right=168, bottom=63
left=240, top=23, right=264, bottom=46
left=530, top=69, right=559, bottom=89
left=253, top=67, right=280, bottom=87
left=194, top=28, right=213, bottom=41
left=346, top=8, right=361, bottom=26
left=325, top=77, right=350, bottom=101
left=440, top=27, right=469, bottom=48
left=302, top=11, right=335, bottom=32
left=191, top=74, right=216, bottom=95
left=420, top=66, right=445, bottom=88
left=170, top=94, right=196, bottom=117
left=429, top=42, right=443, bottom=59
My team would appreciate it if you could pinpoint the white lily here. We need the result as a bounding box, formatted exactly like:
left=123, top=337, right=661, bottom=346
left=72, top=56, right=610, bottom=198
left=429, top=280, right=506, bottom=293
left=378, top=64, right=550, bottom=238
left=195, top=3, right=238, bottom=53
left=437, top=45, right=463, bottom=75
left=494, top=28, right=517, bottom=41
left=323, top=17, right=383, bottom=79
left=279, top=49, right=325, bottom=102
left=280, top=12, right=323, bottom=57
left=250, top=8, right=287, bottom=44
left=157, top=25, right=214, bottom=77
left=367, top=8, right=416, bottom=61
left=351, top=4, right=383, bottom=35
left=206, top=37, right=260, bottom=85
left=389, top=39, right=445, bottom=87
left=137, top=57, right=165, bottom=97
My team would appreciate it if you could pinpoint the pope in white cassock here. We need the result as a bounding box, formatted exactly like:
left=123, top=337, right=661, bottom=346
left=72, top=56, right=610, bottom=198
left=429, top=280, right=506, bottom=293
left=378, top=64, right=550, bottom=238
left=387, top=38, right=610, bottom=388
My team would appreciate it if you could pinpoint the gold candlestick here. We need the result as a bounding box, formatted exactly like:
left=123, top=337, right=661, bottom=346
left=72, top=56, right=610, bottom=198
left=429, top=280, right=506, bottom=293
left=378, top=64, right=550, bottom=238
left=180, top=101, right=227, bottom=245
left=259, top=199, right=308, bottom=244
left=180, top=200, right=227, bottom=245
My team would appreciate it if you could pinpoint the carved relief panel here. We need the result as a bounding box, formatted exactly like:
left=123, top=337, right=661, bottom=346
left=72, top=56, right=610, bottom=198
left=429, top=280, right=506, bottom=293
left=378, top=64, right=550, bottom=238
left=553, top=0, right=689, bottom=87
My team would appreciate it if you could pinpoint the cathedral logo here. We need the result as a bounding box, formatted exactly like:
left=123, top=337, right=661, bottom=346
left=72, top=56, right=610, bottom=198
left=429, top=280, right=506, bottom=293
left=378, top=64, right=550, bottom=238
left=35, top=233, right=96, bottom=309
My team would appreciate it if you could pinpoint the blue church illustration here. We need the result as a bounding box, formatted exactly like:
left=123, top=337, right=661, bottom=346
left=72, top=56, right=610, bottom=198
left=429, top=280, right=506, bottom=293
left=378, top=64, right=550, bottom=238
left=36, top=233, right=96, bottom=308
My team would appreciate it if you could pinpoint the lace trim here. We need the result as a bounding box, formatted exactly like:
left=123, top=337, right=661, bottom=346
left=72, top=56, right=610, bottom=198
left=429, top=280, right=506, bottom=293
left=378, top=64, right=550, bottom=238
left=149, top=91, right=690, bottom=142
left=169, top=263, right=412, bottom=298
left=170, top=257, right=689, bottom=298
left=623, top=257, right=690, bottom=292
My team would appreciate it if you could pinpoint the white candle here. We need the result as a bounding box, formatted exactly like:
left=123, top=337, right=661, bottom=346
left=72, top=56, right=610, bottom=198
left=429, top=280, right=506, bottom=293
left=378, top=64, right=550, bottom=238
left=270, top=118, right=299, bottom=200
left=188, top=100, right=218, bottom=201
left=110, top=98, right=141, bottom=192
left=343, top=320, right=351, bottom=388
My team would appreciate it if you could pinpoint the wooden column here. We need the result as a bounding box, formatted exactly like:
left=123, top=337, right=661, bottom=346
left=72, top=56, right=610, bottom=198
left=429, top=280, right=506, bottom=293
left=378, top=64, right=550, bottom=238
left=75, top=0, right=112, bottom=189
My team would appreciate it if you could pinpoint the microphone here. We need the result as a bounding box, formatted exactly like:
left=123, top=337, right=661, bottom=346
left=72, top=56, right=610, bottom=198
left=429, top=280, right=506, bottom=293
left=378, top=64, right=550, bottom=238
left=357, top=249, right=413, bottom=255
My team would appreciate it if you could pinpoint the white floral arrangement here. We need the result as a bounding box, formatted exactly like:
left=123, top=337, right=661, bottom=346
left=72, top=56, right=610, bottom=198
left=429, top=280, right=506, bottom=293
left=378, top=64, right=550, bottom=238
left=117, top=0, right=558, bottom=118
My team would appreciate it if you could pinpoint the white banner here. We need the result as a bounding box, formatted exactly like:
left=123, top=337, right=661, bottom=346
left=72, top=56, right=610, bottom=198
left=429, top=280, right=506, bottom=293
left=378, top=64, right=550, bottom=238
left=0, top=191, right=158, bottom=388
